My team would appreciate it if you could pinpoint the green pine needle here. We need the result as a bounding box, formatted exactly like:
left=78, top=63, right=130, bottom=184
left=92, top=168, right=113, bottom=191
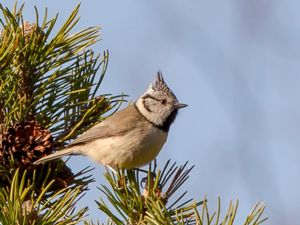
left=0, top=168, right=90, bottom=225
left=0, top=3, right=126, bottom=144
left=93, top=160, right=267, bottom=225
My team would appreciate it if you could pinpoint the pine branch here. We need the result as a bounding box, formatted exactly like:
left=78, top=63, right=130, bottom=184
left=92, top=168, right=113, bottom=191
left=0, top=3, right=118, bottom=223
left=0, top=168, right=90, bottom=225
left=93, top=160, right=267, bottom=225
left=0, top=3, right=126, bottom=143
left=0, top=3, right=126, bottom=169
left=95, top=160, right=202, bottom=224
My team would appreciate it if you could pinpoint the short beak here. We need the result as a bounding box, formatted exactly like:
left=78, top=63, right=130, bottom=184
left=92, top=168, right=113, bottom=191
left=175, top=103, right=188, bottom=109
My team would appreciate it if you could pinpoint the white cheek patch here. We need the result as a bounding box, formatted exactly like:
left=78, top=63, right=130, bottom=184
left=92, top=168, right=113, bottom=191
left=136, top=97, right=165, bottom=127
left=135, top=83, right=175, bottom=128
left=144, top=98, right=160, bottom=112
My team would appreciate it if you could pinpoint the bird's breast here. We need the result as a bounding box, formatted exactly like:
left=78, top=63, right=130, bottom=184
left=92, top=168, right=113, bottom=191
left=83, top=124, right=168, bottom=169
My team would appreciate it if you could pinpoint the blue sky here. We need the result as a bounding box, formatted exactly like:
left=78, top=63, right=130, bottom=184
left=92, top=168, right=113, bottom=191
left=3, top=1, right=300, bottom=224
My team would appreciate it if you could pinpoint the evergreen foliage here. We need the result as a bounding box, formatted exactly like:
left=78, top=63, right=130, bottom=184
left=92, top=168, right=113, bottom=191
left=86, top=161, right=267, bottom=225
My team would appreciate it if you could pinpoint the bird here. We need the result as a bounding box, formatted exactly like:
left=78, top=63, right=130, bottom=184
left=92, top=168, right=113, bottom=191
left=33, top=72, right=187, bottom=169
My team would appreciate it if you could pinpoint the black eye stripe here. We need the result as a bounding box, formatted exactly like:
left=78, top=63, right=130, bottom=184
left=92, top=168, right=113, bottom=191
left=142, top=98, right=152, bottom=112
left=142, top=94, right=161, bottom=102
left=142, top=94, right=162, bottom=113
left=142, top=94, right=167, bottom=104
left=142, top=94, right=168, bottom=112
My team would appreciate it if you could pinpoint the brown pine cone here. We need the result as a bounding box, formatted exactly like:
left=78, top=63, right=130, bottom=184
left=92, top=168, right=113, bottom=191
left=0, top=120, right=53, bottom=167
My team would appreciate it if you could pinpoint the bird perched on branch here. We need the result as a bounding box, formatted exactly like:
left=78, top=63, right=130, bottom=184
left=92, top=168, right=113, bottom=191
left=34, top=72, right=187, bottom=169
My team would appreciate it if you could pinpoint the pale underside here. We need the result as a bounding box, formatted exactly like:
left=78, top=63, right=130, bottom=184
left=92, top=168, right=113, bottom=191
left=68, top=104, right=168, bottom=168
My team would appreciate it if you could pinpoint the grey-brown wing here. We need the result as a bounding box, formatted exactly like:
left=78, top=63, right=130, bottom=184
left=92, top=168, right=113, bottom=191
left=69, top=104, right=143, bottom=146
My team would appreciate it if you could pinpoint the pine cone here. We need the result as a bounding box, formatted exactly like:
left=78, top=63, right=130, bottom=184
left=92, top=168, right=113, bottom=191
left=0, top=21, right=46, bottom=102
left=0, top=21, right=45, bottom=53
left=0, top=120, right=53, bottom=167
left=14, top=22, right=45, bottom=96
left=21, top=21, right=45, bottom=44
left=0, top=120, right=76, bottom=192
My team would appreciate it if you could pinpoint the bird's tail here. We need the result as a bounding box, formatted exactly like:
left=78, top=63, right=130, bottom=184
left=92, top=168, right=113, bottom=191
left=33, top=147, right=78, bottom=165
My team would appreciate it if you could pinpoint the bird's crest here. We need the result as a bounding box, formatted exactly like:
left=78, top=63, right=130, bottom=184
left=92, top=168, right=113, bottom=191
left=152, top=71, right=173, bottom=94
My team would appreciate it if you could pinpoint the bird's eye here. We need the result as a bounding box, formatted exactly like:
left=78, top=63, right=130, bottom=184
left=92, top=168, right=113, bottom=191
left=161, top=99, right=167, bottom=105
